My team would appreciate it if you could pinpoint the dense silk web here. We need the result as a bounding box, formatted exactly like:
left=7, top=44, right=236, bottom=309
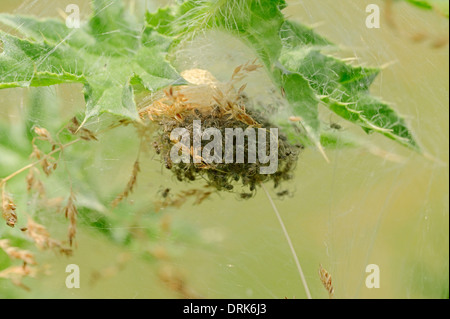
left=0, top=0, right=448, bottom=299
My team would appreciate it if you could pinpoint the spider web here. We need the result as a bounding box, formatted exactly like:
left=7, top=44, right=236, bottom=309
left=0, top=0, right=448, bottom=299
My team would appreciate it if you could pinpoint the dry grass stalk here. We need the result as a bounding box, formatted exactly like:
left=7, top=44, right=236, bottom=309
left=25, top=169, right=34, bottom=192
left=34, top=127, right=55, bottom=145
left=0, top=264, right=37, bottom=291
left=432, top=35, right=449, bottom=49
left=230, top=59, right=262, bottom=82
left=26, top=218, right=72, bottom=256
left=0, top=239, right=38, bottom=291
left=63, top=192, right=78, bottom=247
left=158, top=263, right=200, bottom=299
left=26, top=168, right=46, bottom=196
left=31, top=126, right=61, bottom=177
left=138, top=61, right=262, bottom=128
left=111, top=160, right=141, bottom=208
left=154, top=188, right=212, bottom=212
left=0, top=219, right=72, bottom=291
left=149, top=244, right=170, bottom=261
left=0, top=138, right=81, bottom=188
left=319, top=264, right=335, bottom=298
left=67, top=117, right=98, bottom=141
left=42, top=158, right=57, bottom=176
left=1, top=186, right=17, bottom=228
left=30, top=144, right=57, bottom=176
left=0, top=239, right=36, bottom=265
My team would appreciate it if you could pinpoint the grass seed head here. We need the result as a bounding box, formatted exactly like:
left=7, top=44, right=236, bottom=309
left=319, top=264, right=335, bottom=298
left=34, top=127, right=55, bottom=144
left=0, top=239, right=36, bottom=265
left=0, top=264, right=38, bottom=291
left=1, top=189, right=17, bottom=228
left=26, top=218, right=73, bottom=256
left=63, top=193, right=78, bottom=247
left=111, top=160, right=141, bottom=208
left=67, top=117, right=98, bottom=141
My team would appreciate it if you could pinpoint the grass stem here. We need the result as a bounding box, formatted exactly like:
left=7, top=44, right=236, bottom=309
left=262, top=184, right=312, bottom=299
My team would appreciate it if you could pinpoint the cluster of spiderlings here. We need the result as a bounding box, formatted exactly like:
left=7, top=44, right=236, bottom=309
left=152, top=108, right=302, bottom=196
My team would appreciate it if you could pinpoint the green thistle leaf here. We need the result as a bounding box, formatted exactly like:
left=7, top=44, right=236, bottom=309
left=0, top=0, right=183, bottom=121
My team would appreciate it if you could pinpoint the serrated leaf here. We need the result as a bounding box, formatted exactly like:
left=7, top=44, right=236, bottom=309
left=322, top=94, right=418, bottom=149
left=0, top=31, right=86, bottom=88
left=280, top=48, right=380, bottom=96
left=280, top=20, right=332, bottom=48
left=0, top=0, right=183, bottom=121
left=279, top=45, right=418, bottom=150
left=0, top=14, right=93, bottom=46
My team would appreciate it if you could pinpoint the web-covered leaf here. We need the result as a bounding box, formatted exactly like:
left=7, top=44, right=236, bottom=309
left=280, top=34, right=418, bottom=150
left=0, top=0, right=183, bottom=122
left=0, top=0, right=420, bottom=151
left=147, top=0, right=419, bottom=151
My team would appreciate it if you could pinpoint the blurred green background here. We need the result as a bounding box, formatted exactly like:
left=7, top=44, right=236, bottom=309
left=0, top=0, right=448, bottom=298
